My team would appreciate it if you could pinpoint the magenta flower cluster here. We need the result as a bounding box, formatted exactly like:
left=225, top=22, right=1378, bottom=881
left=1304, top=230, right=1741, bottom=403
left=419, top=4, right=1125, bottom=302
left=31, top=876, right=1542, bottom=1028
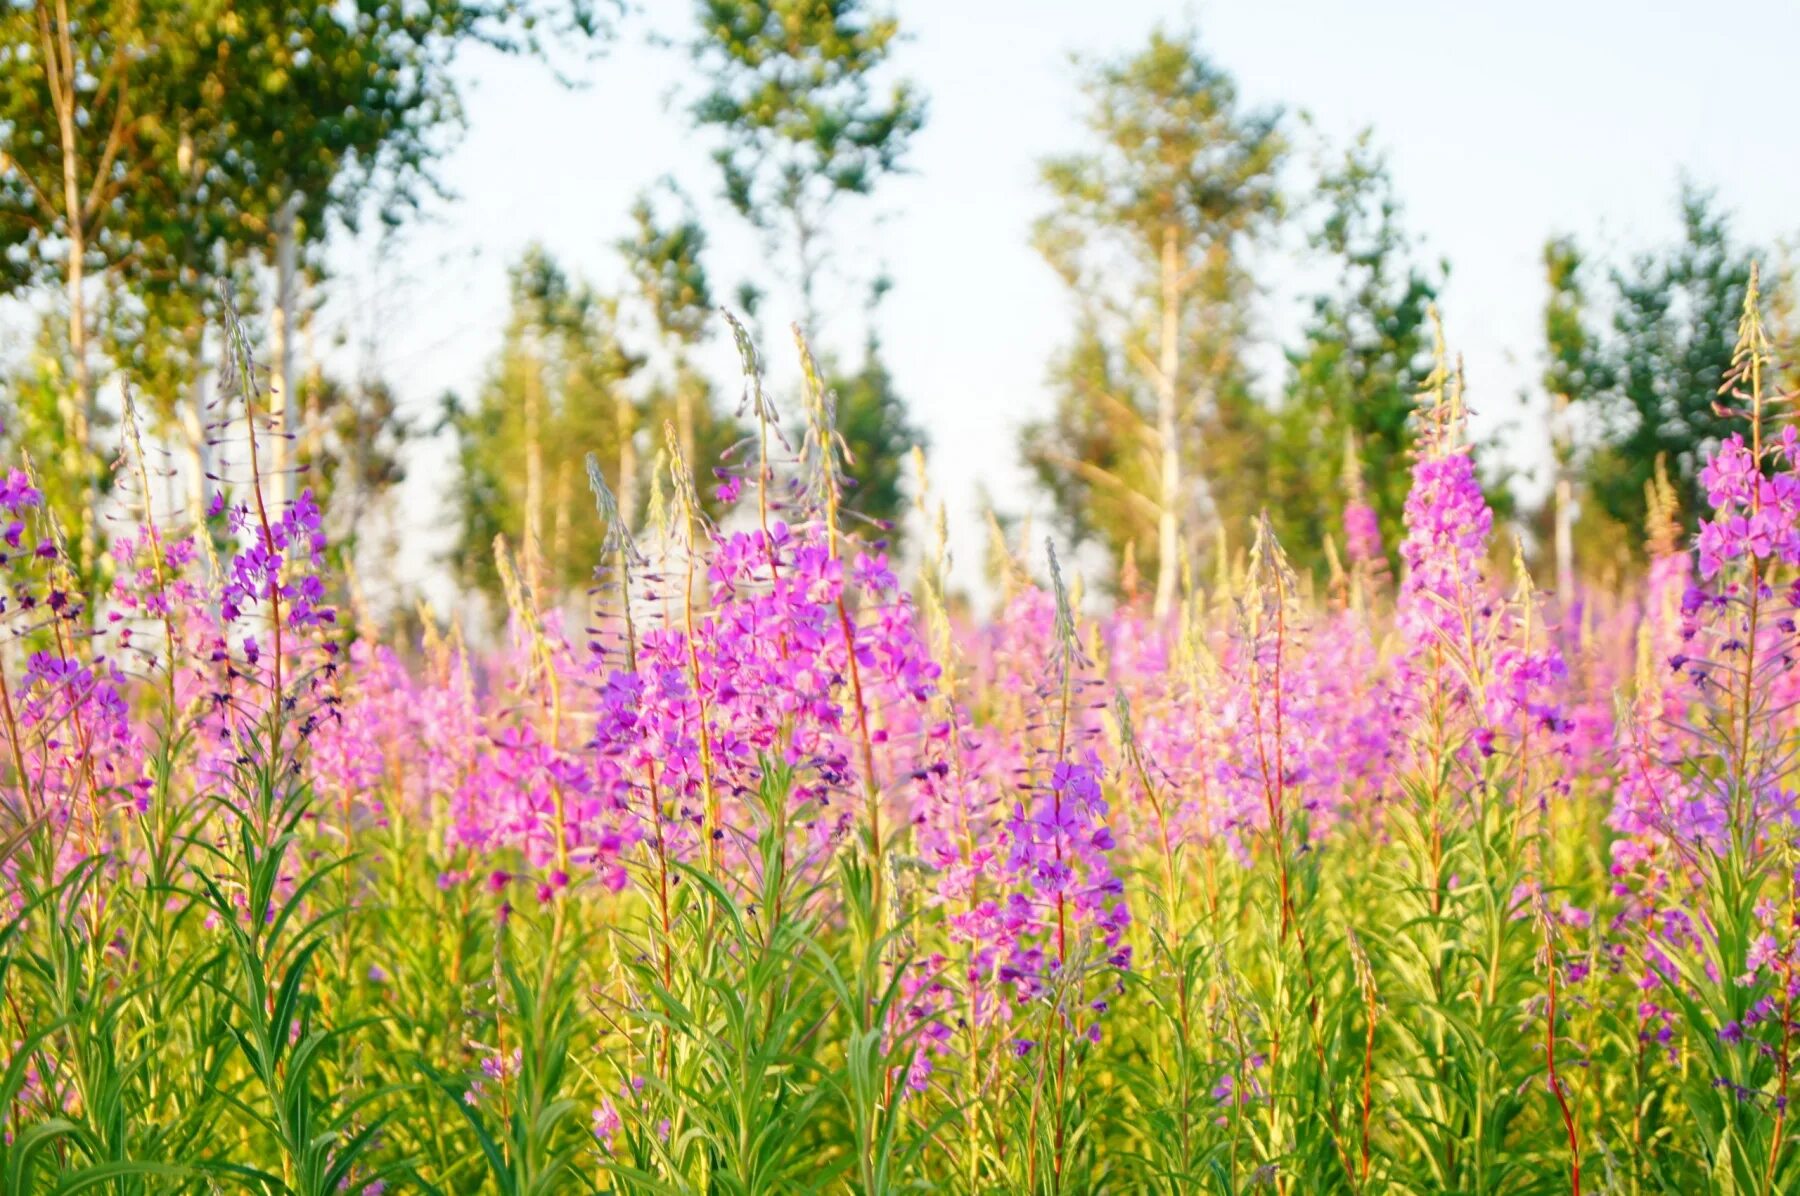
left=1695, top=430, right=1800, bottom=577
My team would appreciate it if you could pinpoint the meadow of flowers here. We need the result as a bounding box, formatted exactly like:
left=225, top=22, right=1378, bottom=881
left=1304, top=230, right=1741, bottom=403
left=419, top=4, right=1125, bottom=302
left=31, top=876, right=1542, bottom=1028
left=4, top=281, right=1800, bottom=1195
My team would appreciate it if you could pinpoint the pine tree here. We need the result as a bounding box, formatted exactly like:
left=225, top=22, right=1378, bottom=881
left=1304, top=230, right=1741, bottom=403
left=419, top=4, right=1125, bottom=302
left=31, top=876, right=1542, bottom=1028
left=1262, top=135, right=1440, bottom=574
left=1581, top=186, right=1755, bottom=547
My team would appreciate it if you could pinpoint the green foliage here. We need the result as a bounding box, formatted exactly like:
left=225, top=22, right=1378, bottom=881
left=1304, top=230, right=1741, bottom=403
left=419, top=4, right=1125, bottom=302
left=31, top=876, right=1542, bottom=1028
left=1573, top=186, right=1757, bottom=548
left=0, top=0, right=612, bottom=599
left=448, top=245, right=646, bottom=600
left=0, top=320, right=113, bottom=590
left=1032, top=27, right=1282, bottom=256
left=296, top=371, right=412, bottom=556
left=686, top=0, right=927, bottom=541
left=689, top=0, right=925, bottom=333
left=1542, top=237, right=1603, bottom=409
left=0, top=0, right=615, bottom=305
left=622, top=183, right=714, bottom=350
left=1024, top=25, right=1283, bottom=598
left=1262, top=135, right=1442, bottom=571
left=1023, top=321, right=1271, bottom=583
left=821, top=292, right=926, bottom=545
left=0, top=0, right=201, bottom=296
left=433, top=944, right=594, bottom=1195
left=620, top=180, right=745, bottom=480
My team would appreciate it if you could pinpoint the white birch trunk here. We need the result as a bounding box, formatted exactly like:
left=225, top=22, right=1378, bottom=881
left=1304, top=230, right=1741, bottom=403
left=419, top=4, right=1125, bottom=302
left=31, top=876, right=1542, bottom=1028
left=523, top=335, right=545, bottom=596
left=1153, top=225, right=1182, bottom=619
left=1553, top=391, right=1574, bottom=601
left=180, top=348, right=210, bottom=532
left=269, top=194, right=300, bottom=507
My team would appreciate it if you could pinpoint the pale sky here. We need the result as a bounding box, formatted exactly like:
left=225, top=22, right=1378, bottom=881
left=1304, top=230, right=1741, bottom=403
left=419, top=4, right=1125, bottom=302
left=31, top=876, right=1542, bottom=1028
left=318, top=0, right=1800, bottom=611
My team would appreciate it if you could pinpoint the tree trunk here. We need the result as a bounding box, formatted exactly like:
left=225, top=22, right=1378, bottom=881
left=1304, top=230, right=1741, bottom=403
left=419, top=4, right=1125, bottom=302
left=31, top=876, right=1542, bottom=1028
left=47, top=0, right=95, bottom=568
left=1153, top=224, right=1182, bottom=619
left=676, top=375, right=696, bottom=471
left=523, top=337, right=545, bottom=596
left=302, top=280, right=324, bottom=478
left=47, top=0, right=89, bottom=425
left=63, top=223, right=90, bottom=444
left=551, top=460, right=571, bottom=590
left=180, top=331, right=211, bottom=533
left=269, top=194, right=300, bottom=508
left=1552, top=391, right=1574, bottom=601
left=617, top=392, right=638, bottom=533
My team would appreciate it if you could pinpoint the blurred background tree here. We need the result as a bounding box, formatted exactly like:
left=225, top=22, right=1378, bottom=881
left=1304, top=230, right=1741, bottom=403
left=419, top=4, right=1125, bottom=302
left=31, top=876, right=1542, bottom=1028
left=3, top=0, right=1794, bottom=621
left=1537, top=186, right=1760, bottom=575
left=1024, top=26, right=1284, bottom=614
left=689, top=0, right=924, bottom=339
left=822, top=274, right=922, bottom=543
left=617, top=178, right=748, bottom=529
left=1585, top=188, right=1754, bottom=543
left=1261, top=132, right=1442, bottom=573
left=1, top=0, right=613, bottom=585
left=0, top=0, right=210, bottom=581
left=448, top=246, right=644, bottom=601
left=1537, top=233, right=1607, bottom=594
left=688, top=0, right=927, bottom=541
left=620, top=179, right=736, bottom=475
left=200, top=0, right=613, bottom=498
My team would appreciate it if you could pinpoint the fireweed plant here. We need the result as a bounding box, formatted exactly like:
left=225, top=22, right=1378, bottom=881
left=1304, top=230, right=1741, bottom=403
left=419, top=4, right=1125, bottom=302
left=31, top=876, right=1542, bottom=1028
left=6, top=282, right=1800, bottom=1194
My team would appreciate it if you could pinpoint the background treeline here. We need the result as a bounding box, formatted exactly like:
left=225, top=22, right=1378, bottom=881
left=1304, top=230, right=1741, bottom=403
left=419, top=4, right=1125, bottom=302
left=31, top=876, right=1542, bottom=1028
left=2, top=1, right=1792, bottom=617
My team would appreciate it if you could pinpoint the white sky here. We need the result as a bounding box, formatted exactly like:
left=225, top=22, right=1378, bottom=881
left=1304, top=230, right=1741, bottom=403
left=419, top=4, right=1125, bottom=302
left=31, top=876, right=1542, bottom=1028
left=319, top=0, right=1800, bottom=610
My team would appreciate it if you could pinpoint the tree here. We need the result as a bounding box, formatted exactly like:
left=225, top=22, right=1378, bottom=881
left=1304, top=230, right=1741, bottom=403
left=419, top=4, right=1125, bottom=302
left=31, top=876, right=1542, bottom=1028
left=689, top=0, right=924, bottom=339
left=1025, top=27, right=1283, bottom=614
left=299, top=371, right=411, bottom=561
left=688, top=0, right=927, bottom=535
left=1, top=0, right=615, bottom=545
left=1262, top=135, right=1441, bottom=574
left=1539, top=235, right=1608, bottom=592
left=192, top=0, right=614, bottom=501
left=0, top=0, right=211, bottom=572
left=0, top=0, right=194, bottom=404
left=448, top=246, right=644, bottom=600
left=1578, top=186, right=1755, bottom=548
left=619, top=179, right=740, bottom=477
left=823, top=277, right=925, bottom=542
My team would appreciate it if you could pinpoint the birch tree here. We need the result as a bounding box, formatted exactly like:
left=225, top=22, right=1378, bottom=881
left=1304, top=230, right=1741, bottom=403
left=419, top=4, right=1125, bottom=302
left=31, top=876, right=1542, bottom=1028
left=191, top=0, right=615, bottom=503
left=449, top=246, right=645, bottom=600
left=2, top=0, right=616, bottom=520
left=0, top=0, right=202, bottom=572
left=689, top=0, right=924, bottom=340
left=688, top=0, right=928, bottom=536
left=1026, top=28, right=1282, bottom=615
left=1541, top=235, right=1600, bottom=596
